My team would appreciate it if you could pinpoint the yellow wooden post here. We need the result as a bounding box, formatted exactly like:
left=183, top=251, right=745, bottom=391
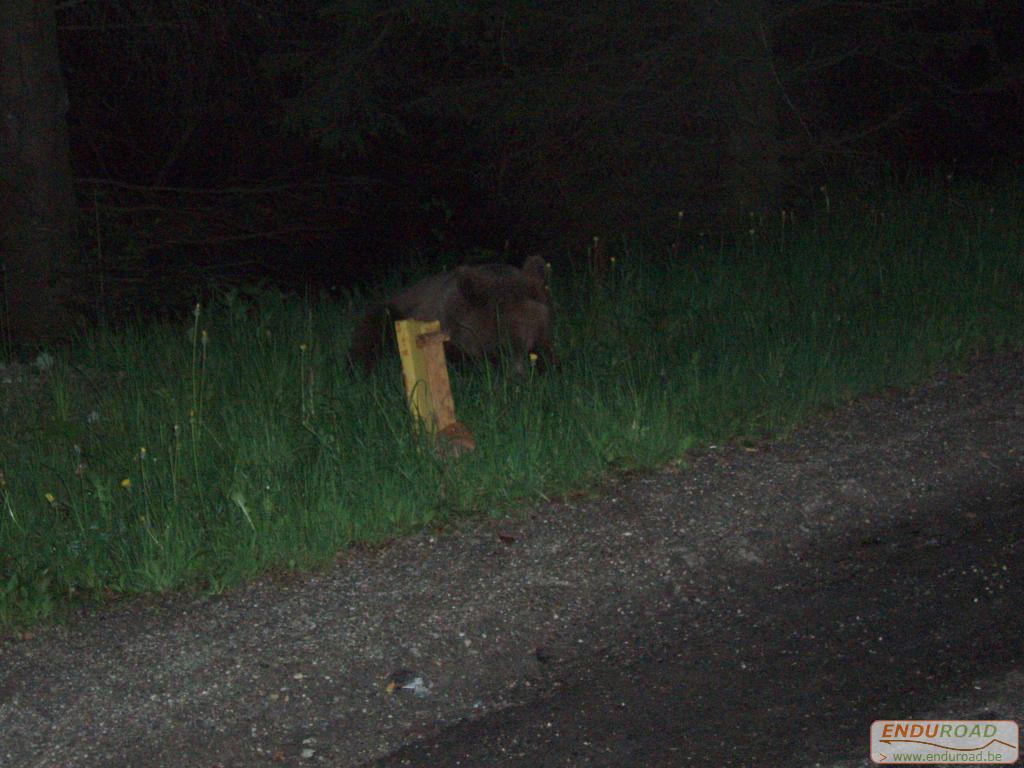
left=394, top=319, right=441, bottom=431
left=394, top=319, right=475, bottom=456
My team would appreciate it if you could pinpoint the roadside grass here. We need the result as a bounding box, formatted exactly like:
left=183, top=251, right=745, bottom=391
left=2, top=180, right=1023, bottom=631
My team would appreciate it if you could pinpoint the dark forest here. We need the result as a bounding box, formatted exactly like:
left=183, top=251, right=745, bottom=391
left=3, top=0, right=1022, bottom=340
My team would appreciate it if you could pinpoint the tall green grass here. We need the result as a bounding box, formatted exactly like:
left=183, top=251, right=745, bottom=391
left=2, top=180, right=1023, bottom=631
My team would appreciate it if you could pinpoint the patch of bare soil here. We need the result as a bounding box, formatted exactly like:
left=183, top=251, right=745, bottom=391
left=1, top=349, right=1022, bottom=767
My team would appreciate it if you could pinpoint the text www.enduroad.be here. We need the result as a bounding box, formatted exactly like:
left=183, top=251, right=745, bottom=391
left=890, top=751, right=1008, bottom=763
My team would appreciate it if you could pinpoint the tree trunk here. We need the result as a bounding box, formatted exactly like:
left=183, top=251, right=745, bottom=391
left=705, top=0, right=783, bottom=216
left=0, top=0, right=78, bottom=344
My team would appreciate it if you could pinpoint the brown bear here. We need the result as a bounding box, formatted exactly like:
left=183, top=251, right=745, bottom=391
left=350, top=255, right=556, bottom=372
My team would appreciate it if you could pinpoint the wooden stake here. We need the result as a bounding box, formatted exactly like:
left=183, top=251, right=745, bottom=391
left=394, top=319, right=475, bottom=455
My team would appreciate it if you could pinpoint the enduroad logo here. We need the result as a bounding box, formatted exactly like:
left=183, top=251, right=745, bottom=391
left=871, top=720, right=1019, bottom=764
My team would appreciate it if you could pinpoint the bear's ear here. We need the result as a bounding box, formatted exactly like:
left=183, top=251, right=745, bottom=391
left=456, top=266, right=490, bottom=307
left=522, top=254, right=548, bottom=282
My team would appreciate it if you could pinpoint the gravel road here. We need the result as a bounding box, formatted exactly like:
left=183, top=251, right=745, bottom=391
left=2, top=349, right=1022, bottom=768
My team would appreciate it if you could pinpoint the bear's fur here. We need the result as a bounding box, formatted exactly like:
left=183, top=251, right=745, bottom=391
left=350, top=255, right=556, bottom=371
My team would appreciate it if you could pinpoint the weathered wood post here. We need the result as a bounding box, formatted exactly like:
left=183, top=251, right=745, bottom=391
left=394, top=319, right=475, bottom=456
